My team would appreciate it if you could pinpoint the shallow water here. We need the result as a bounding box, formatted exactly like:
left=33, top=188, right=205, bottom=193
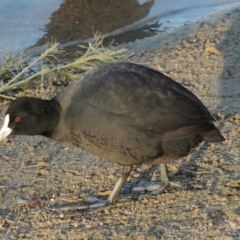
left=0, top=0, right=240, bottom=52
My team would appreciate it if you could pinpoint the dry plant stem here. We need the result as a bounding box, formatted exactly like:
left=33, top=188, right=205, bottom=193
left=0, top=43, right=59, bottom=93
left=0, top=94, right=15, bottom=100
left=57, top=48, right=128, bottom=71
left=0, top=34, right=130, bottom=98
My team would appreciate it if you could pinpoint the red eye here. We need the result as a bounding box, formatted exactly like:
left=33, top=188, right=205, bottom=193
left=14, top=117, right=21, bottom=123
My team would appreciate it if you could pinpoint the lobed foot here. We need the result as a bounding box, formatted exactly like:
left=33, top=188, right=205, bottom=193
left=48, top=163, right=184, bottom=212
left=133, top=163, right=184, bottom=195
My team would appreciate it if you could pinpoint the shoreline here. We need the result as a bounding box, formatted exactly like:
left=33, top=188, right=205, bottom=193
left=0, top=5, right=240, bottom=240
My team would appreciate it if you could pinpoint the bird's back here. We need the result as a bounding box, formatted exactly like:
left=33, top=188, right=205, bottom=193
left=52, top=62, right=224, bottom=165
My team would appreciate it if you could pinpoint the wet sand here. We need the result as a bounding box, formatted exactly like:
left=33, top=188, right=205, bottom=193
left=0, top=6, right=240, bottom=240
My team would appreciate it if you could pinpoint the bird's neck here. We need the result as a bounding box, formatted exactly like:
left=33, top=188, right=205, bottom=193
left=40, top=99, right=61, bottom=138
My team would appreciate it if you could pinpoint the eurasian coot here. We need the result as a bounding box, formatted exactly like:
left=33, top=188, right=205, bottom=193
left=0, top=62, right=225, bottom=206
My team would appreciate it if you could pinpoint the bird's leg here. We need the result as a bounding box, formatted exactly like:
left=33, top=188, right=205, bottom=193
left=132, top=161, right=184, bottom=196
left=151, top=163, right=184, bottom=195
left=85, top=165, right=132, bottom=209
left=160, top=162, right=169, bottom=184
left=48, top=165, right=133, bottom=212
left=150, top=163, right=170, bottom=195
left=107, top=165, right=132, bottom=205
left=84, top=165, right=132, bottom=209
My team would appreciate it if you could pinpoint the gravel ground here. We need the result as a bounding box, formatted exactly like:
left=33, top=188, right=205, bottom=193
left=0, top=6, right=240, bottom=240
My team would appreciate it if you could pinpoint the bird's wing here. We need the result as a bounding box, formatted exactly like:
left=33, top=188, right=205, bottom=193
left=56, top=63, right=215, bottom=140
left=83, top=64, right=214, bottom=135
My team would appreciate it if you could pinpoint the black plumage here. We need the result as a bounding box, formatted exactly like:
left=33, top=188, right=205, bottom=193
left=0, top=62, right=225, bottom=206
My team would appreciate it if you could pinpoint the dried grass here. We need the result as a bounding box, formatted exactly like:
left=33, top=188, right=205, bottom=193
left=0, top=34, right=131, bottom=99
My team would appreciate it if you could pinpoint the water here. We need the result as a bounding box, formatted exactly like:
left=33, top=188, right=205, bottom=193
left=0, top=0, right=63, bottom=52
left=0, top=0, right=240, bottom=52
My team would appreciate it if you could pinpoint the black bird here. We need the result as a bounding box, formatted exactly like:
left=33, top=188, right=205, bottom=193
left=0, top=62, right=224, bottom=206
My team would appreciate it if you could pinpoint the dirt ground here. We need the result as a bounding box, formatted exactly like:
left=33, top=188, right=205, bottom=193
left=0, top=6, right=240, bottom=240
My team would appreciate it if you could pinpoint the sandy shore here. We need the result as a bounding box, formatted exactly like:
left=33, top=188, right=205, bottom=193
left=0, top=5, right=240, bottom=240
